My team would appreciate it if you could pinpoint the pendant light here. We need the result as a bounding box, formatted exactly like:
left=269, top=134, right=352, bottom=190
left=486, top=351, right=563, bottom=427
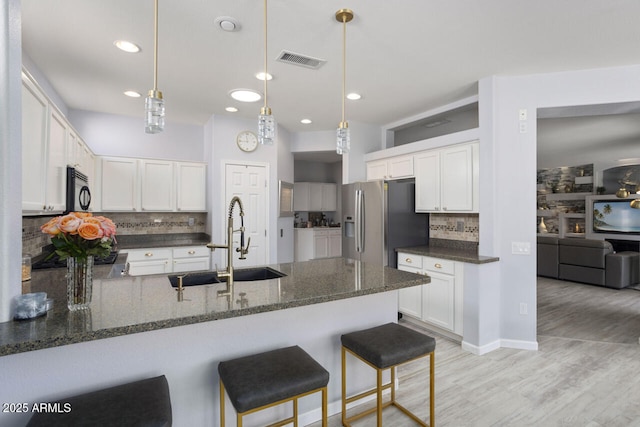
left=145, top=0, right=164, bottom=134
left=335, top=9, right=354, bottom=155
left=257, top=0, right=275, bottom=145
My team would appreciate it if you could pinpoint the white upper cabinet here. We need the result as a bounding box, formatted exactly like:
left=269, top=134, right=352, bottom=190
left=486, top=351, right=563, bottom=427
left=22, top=70, right=96, bottom=215
left=21, top=75, right=49, bottom=212
left=100, top=157, right=206, bottom=212
left=140, top=159, right=174, bottom=211
left=415, top=142, right=478, bottom=213
left=293, top=182, right=337, bottom=212
left=414, top=151, right=440, bottom=211
left=366, top=154, right=414, bottom=181
left=46, top=107, right=69, bottom=213
left=176, top=162, right=206, bottom=211
left=101, top=157, right=139, bottom=211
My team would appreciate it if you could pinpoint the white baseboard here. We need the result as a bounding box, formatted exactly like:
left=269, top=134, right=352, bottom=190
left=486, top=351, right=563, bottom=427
left=461, top=339, right=501, bottom=355
left=500, top=338, right=539, bottom=351
left=462, top=338, right=538, bottom=355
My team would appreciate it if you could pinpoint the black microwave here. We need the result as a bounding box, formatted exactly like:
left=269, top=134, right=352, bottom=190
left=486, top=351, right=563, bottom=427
left=65, top=166, right=91, bottom=213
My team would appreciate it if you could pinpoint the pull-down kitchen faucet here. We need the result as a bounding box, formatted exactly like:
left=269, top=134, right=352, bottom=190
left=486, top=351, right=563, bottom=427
left=207, top=196, right=250, bottom=298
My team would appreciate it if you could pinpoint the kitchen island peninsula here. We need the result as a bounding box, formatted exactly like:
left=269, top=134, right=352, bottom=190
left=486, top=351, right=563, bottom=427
left=0, top=257, right=427, bottom=427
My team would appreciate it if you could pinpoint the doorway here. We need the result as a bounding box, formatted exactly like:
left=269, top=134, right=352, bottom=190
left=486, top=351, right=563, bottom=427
left=224, top=163, right=268, bottom=267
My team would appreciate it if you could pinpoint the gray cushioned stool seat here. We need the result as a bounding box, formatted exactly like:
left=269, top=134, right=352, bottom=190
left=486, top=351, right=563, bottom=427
left=341, top=322, right=436, bottom=368
left=26, top=375, right=172, bottom=427
left=218, top=345, right=329, bottom=414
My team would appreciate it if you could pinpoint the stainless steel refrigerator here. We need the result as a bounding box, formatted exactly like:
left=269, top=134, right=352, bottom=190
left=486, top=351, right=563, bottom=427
left=342, top=179, right=428, bottom=267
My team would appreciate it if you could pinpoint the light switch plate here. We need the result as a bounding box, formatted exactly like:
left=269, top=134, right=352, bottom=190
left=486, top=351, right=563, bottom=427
left=512, top=241, right=531, bottom=255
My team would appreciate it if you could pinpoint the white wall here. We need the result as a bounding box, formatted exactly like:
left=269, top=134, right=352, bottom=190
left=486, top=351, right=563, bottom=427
left=478, top=64, right=640, bottom=349
left=69, top=110, right=204, bottom=161
left=0, top=0, right=22, bottom=322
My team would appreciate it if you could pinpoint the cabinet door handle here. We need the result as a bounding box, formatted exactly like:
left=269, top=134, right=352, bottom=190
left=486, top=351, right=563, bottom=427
left=145, top=253, right=153, bottom=257
left=434, top=263, right=442, bottom=269
left=188, top=250, right=196, bottom=255
left=405, top=258, right=412, bottom=263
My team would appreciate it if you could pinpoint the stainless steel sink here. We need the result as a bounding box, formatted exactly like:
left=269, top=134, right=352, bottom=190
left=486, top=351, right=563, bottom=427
left=168, top=267, right=285, bottom=287
left=219, top=267, right=286, bottom=282
left=168, top=272, right=220, bottom=287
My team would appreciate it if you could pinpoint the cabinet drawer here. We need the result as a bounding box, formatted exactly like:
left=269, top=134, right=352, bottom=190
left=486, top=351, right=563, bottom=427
left=125, top=248, right=172, bottom=262
left=172, top=246, right=209, bottom=258
left=398, top=253, right=422, bottom=269
left=422, top=256, right=454, bottom=275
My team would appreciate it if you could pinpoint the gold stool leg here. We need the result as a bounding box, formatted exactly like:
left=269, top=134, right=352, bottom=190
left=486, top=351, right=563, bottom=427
left=322, top=386, right=328, bottom=427
left=342, top=346, right=347, bottom=426
left=219, top=381, right=225, bottom=427
left=376, top=368, right=383, bottom=427
left=430, top=351, right=435, bottom=427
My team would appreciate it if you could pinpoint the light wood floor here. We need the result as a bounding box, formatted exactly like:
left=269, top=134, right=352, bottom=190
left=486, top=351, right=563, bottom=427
left=310, top=278, right=640, bottom=426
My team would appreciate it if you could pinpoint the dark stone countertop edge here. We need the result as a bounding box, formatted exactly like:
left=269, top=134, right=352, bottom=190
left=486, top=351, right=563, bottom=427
left=0, top=276, right=427, bottom=357
left=396, top=245, right=500, bottom=264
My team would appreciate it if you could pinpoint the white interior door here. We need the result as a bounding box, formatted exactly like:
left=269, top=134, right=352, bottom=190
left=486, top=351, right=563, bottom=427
left=225, top=163, right=268, bottom=268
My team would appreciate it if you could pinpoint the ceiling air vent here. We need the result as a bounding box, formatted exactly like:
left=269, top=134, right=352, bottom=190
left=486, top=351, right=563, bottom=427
left=276, top=50, right=326, bottom=70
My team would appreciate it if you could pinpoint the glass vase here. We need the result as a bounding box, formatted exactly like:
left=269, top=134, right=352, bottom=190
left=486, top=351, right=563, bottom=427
left=66, top=256, right=93, bottom=311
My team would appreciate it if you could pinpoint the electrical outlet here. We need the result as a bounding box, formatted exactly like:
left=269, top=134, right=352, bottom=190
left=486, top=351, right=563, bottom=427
left=512, top=242, right=531, bottom=255
left=456, top=220, right=464, bottom=232
left=519, top=109, right=527, bottom=121
left=519, top=303, right=528, bottom=315
left=153, top=218, right=162, bottom=223
left=188, top=217, right=195, bottom=227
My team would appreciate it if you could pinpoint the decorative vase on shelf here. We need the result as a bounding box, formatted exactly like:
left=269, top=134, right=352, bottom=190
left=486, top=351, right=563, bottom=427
left=538, top=217, right=548, bottom=234
left=67, top=256, right=94, bottom=311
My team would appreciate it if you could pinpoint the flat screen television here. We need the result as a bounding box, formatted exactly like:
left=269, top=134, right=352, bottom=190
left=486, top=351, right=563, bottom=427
left=592, top=200, right=640, bottom=234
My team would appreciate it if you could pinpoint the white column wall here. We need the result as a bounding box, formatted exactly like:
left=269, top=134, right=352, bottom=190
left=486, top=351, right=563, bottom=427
left=478, top=64, right=640, bottom=349
left=0, top=0, right=22, bottom=322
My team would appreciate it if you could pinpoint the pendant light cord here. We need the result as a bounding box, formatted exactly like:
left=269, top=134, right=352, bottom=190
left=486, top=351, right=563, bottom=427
left=263, top=0, right=268, bottom=109
left=341, top=14, right=346, bottom=123
left=153, top=0, right=159, bottom=91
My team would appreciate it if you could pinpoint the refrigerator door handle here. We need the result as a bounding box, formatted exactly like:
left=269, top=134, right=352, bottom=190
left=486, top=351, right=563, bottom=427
left=356, top=189, right=364, bottom=253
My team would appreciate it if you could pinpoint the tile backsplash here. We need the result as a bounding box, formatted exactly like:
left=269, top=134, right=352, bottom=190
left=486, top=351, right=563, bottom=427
left=429, top=213, right=479, bottom=243
left=23, top=212, right=207, bottom=257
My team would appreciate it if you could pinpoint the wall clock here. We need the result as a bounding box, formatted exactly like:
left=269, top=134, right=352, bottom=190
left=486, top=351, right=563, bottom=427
left=236, top=131, right=258, bottom=152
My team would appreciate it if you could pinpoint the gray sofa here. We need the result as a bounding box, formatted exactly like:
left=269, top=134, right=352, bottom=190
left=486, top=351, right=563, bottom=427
left=537, top=236, right=640, bottom=289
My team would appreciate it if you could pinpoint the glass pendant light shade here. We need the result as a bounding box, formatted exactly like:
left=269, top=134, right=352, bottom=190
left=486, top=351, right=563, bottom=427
left=336, top=121, right=350, bottom=154
left=258, top=106, right=275, bottom=145
left=145, top=90, right=164, bottom=134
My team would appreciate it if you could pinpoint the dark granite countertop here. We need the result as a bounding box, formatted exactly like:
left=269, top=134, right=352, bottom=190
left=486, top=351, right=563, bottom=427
left=2, top=257, right=427, bottom=357
left=396, top=245, right=499, bottom=264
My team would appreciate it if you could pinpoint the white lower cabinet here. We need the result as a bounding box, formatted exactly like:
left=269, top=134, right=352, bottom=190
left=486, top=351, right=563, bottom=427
left=125, top=248, right=172, bottom=276
left=295, top=228, right=342, bottom=261
left=125, top=246, right=211, bottom=276
left=172, top=246, right=211, bottom=273
left=397, top=252, right=463, bottom=336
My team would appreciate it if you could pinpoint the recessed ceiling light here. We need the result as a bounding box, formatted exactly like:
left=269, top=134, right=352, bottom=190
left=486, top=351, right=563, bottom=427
left=300, top=119, right=312, bottom=124
left=225, top=107, right=238, bottom=112
left=214, top=16, right=241, bottom=32
left=124, top=90, right=141, bottom=98
left=114, top=40, right=141, bottom=53
left=346, top=93, right=361, bottom=100
left=229, top=89, right=262, bottom=103
left=255, top=72, right=273, bottom=81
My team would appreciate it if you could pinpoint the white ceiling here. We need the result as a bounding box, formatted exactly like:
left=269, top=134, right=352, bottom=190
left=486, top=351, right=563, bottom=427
left=20, top=0, right=640, bottom=159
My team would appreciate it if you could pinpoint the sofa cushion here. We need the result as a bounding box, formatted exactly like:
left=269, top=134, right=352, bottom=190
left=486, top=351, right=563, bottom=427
left=558, top=238, right=613, bottom=269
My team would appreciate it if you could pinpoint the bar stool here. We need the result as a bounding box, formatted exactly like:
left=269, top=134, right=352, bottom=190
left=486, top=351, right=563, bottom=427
left=26, top=375, right=172, bottom=427
left=341, top=323, right=435, bottom=427
left=218, top=345, right=329, bottom=427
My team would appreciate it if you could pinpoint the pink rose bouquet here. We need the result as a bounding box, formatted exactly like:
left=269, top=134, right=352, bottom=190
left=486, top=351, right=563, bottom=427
left=41, top=212, right=117, bottom=261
